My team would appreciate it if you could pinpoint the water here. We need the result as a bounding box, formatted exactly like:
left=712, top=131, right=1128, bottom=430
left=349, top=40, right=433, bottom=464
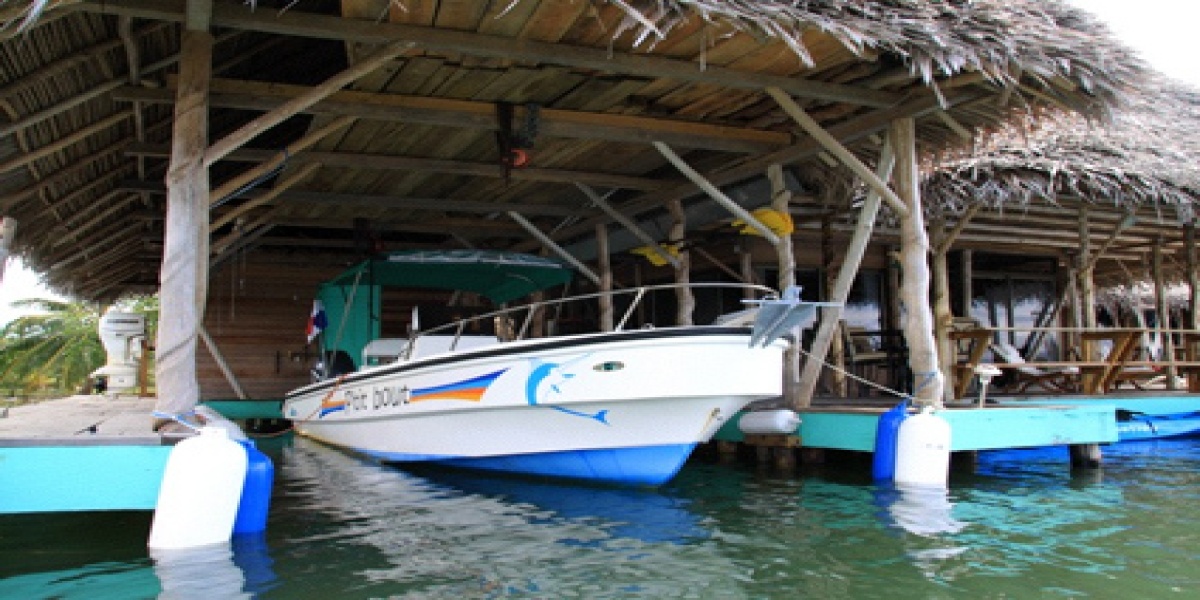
left=3, top=437, right=1199, bottom=599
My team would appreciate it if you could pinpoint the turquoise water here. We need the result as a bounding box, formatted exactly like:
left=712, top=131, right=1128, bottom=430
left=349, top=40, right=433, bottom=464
left=2, top=436, right=1199, bottom=599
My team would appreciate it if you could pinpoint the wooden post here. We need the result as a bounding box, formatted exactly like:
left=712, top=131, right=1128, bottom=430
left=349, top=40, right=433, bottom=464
left=740, top=247, right=755, bottom=300
left=1153, top=239, right=1177, bottom=388
left=794, top=141, right=896, bottom=406
left=930, top=217, right=956, bottom=402
left=595, top=223, right=613, bottom=332
left=891, top=118, right=943, bottom=407
left=931, top=205, right=981, bottom=403
left=767, top=164, right=800, bottom=401
left=1078, top=208, right=1098, bottom=358
left=0, top=217, right=16, bottom=283
left=1188, top=222, right=1199, bottom=331
left=153, top=3, right=212, bottom=419
left=666, top=199, right=694, bottom=326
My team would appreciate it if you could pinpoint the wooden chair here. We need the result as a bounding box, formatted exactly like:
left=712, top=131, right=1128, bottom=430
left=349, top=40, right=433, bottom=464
left=990, top=342, right=1080, bottom=393
left=842, top=324, right=890, bottom=395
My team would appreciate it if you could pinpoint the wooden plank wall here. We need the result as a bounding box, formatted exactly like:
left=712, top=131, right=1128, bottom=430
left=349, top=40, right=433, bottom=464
left=200, top=251, right=346, bottom=400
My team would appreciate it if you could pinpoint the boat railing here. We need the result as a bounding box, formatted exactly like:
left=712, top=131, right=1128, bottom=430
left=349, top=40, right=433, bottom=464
left=397, top=282, right=782, bottom=361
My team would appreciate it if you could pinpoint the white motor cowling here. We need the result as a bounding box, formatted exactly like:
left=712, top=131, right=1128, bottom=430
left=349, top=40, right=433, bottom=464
left=90, top=310, right=145, bottom=393
left=893, top=406, right=952, bottom=487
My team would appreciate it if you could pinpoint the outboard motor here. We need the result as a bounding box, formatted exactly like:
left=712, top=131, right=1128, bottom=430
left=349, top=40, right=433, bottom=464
left=90, top=310, right=145, bottom=394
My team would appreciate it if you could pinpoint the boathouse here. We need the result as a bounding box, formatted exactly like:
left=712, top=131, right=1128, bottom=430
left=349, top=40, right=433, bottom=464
left=2, top=0, right=1197, bottom=509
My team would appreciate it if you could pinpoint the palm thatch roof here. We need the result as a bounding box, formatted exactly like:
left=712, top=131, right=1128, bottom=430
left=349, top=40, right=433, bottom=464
left=918, top=75, right=1199, bottom=286
left=924, top=78, right=1200, bottom=214
left=0, top=0, right=1149, bottom=300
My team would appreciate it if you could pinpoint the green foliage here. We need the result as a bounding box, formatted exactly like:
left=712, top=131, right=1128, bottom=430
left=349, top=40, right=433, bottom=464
left=0, top=295, right=159, bottom=396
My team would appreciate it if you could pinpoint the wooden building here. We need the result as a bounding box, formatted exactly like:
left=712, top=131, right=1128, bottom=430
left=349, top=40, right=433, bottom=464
left=2, top=0, right=1181, bottom=416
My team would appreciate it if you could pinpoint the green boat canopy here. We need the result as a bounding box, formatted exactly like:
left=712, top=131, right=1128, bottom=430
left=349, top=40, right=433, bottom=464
left=324, top=249, right=574, bottom=304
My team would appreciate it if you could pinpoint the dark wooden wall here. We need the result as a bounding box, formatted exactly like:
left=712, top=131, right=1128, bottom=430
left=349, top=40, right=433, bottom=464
left=200, top=251, right=347, bottom=400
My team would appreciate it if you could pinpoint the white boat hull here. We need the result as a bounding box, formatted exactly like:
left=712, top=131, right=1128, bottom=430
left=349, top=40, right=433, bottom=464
left=284, top=328, right=784, bottom=485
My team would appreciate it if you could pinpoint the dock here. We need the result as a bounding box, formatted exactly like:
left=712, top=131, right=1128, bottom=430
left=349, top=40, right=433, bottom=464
left=713, top=392, right=1200, bottom=469
left=0, top=395, right=175, bottom=513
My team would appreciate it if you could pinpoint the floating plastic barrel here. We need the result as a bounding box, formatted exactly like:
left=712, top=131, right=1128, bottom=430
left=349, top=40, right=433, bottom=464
left=233, top=440, right=274, bottom=535
left=737, top=409, right=801, bottom=435
left=893, top=407, right=952, bottom=487
left=872, top=401, right=909, bottom=481
left=149, top=426, right=248, bottom=550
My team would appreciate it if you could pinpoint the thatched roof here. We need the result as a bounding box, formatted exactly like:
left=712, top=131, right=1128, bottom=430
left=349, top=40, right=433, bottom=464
left=0, top=0, right=1149, bottom=300
left=923, top=77, right=1200, bottom=215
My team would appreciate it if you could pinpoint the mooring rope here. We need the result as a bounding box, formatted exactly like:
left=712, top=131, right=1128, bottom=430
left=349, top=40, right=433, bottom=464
left=794, top=345, right=915, bottom=401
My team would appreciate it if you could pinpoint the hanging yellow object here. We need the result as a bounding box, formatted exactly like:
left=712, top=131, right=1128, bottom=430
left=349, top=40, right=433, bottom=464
left=733, top=207, right=794, bottom=237
left=629, top=243, right=680, bottom=267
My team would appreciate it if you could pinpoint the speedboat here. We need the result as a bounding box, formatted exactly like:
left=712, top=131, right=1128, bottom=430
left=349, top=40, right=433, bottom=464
left=283, top=249, right=827, bottom=486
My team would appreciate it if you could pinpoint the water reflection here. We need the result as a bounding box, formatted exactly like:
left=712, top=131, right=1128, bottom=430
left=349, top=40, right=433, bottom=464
left=275, top=438, right=743, bottom=598
left=875, top=483, right=966, bottom=537
left=404, top=466, right=709, bottom=544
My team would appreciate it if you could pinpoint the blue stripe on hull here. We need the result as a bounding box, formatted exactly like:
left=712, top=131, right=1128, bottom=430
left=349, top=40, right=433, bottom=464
left=357, top=444, right=698, bottom=486
left=1117, top=413, right=1200, bottom=441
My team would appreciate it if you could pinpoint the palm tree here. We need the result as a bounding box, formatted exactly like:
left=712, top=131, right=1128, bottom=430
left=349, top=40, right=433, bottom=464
left=0, top=298, right=104, bottom=396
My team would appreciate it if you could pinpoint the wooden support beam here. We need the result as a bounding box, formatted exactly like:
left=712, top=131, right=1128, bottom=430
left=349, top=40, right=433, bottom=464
left=123, top=178, right=590, bottom=218
left=210, top=116, right=354, bottom=207
left=0, top=111, right=132, bottom=175
left=204, top=40, right=410, bottom=167
left=83, top=0, right=903, bottom=108
left=506, top=212, right=601, bottom=286
left=596, top=223, right=613, bottom=332
left=654, top=142, right=782, bottom=246
left=766, top=87, right=909, bottom=218
left=666, top=198, right=694, bottom=326
left=0, top=217, right=17, bottom=283
left=130, top=142, right=665, bottom=192
left=891, top=117, right=943, bottom=407
left=118, top=79, right=792, bottom=154
left=795, top=140, right=895, bottom=407
left=1188, top=222, right=1199, bottom=331
left=575, top=183, right=679, bottom=269
left=199, top=326, right=246, bottom=400
left=154, top=7, right=212, bottom=417
left=933, top=204, right=982, bottom=256
left=1082, top=213, right=1137, bottom=272
left=210, top=162, right=321, bottom=232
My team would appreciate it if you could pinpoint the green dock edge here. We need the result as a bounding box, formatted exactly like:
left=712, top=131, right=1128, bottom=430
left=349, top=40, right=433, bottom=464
left=200, top=399, right=284, bottom=420
left=715, top=395, right=1200, bottom=452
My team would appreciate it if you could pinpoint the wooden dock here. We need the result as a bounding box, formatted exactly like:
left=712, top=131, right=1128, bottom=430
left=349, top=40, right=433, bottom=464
left=710, top=394, right=1200, bottom=467
left=0, top=395, right=175, bottom=513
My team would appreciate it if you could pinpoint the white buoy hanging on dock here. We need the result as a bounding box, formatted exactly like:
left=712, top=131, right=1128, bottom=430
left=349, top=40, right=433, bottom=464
left=893, top=406, right=952, bottom=487
left=149, top=426, right=248, bottom=550
left=737, top=409, right=801, bottom=435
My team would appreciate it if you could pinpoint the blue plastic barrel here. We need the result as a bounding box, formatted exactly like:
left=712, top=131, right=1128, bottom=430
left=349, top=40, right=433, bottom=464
left=233, top=440, right=274, bottom=535
left=872, top=400, right=909, bottom=481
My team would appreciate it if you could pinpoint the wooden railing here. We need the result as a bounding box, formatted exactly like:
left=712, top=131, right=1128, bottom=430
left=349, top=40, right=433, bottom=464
left=950, top=327, right=1200, bottom=397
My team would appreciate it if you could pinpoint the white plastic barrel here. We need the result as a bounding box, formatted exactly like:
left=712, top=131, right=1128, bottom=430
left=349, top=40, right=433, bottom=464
left=149, top=426, right=249, bottom=550
left=893, top=406, right=952, bottom=487
left=738, top=409, right=802, bottom=435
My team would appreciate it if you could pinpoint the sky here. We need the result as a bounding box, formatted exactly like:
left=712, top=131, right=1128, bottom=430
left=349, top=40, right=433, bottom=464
left=1068, top=0, right=1200, bottom=87
left=0, top=1, right=1197, bottom=324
